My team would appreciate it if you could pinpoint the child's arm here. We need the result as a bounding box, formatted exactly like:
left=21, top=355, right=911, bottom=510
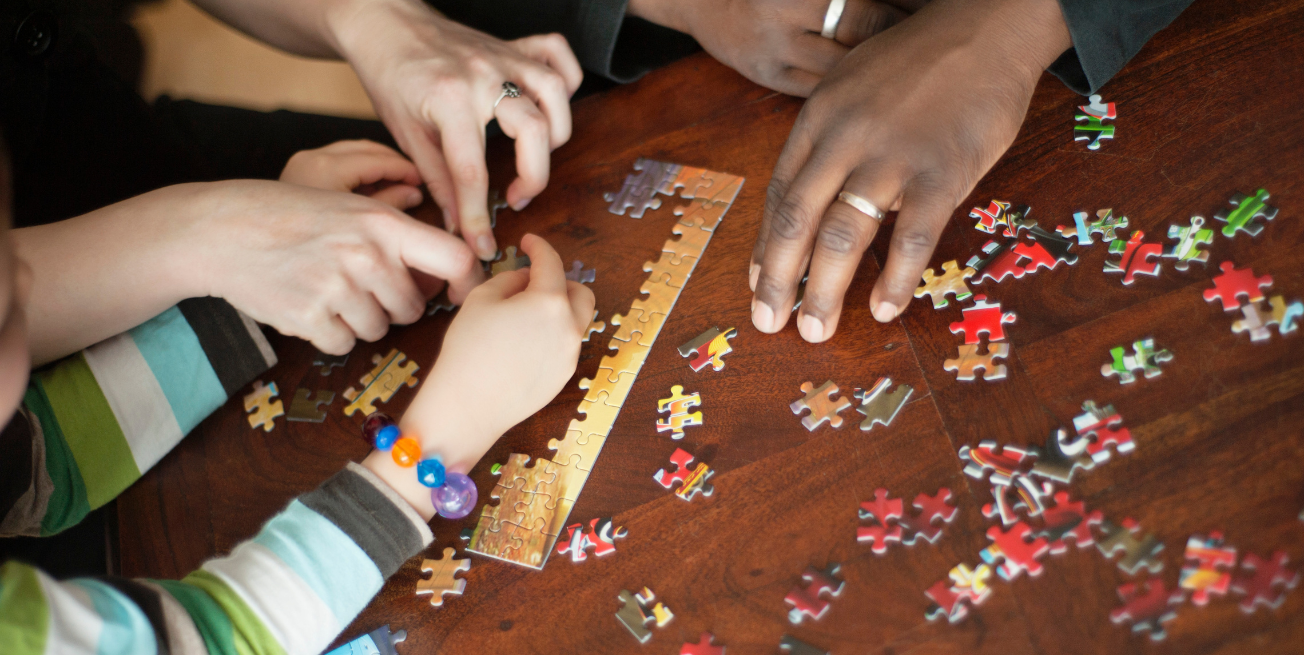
left=17, top=178, right=483, bottom=365
left=0, top=235, right=594, bottom=653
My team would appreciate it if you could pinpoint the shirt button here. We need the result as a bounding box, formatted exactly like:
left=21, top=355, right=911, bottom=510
left=14, top=10, right=57, bottom=60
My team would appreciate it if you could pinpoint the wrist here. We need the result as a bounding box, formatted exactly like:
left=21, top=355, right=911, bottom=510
left=626, top=0, right=693, bottom=35
left=984, top=0, right=1073, bottom=80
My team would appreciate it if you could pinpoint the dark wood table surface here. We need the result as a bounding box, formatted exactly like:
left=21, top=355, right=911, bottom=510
left=116, top=0, right=1304, bottom=652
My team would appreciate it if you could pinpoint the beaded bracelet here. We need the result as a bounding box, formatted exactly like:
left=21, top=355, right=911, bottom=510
left=362, top=412, right=477, bottom=519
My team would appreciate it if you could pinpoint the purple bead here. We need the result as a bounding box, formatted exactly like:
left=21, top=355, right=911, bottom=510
left=361, top=412, right=396, bottom=446
left=431, top=472, right=477, bottom=519
left=373, top=425, right=400, bottom=451
left=416, top=456, right=446, bottom=488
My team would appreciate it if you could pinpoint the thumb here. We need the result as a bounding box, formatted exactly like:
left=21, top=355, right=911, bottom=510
left=386, top=215, right=486, bottom=304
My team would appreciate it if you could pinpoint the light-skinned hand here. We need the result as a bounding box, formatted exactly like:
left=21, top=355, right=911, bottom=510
left=280, top=139, right=425, bottom=210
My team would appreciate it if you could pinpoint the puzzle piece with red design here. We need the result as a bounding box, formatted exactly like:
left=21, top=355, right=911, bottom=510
left=653, top=447, right=714, bottom=501
left=949, top=295, right=1017, bottom=344
left=1038, top=491, right=1104, bottom=554
left=856, top=489, right=904, bottom=554
left=680, top=633, right=725, bottom=655
left=979, top=521, right=1050, bottom=581
left=1104, top=230, right=1163, bottom=285
left=1097, top=517, right=1165, bottom=574
left=1015, top=226, right=1079, bottom=272
left=1178, top=531, right=1238, bottom=606
left=924, top=563, right=992, bottom=624
left=785, top=563, right=844, bottom=625
left=1110, top=578, right=1185, bottom=642
left=678, top=326, right=737, bottom=372
left=1233, top=551, right=1300, bottom=613
left=969, top=200, right=1034, bottom=237
left=1072, top=400, right=1134, bottom=464
left=982, top=476, right=1051, bottom=527
left=966, top=240, right=1030, bottom=284
left=899, top=488, right=959, bottom=545
left=1204, top=261, right=1274, bottom=311
left=790, top=380, right=852, bottom=430
left=958, top=440, right=1036, bottom=485
left=554, top=517, right=627, bottom=563
left=656, top=385, right=703, bottom=439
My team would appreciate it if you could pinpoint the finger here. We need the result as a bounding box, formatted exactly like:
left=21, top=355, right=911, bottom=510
left=790, top=34, right=849, bottom=77
left=478, top=266, right=532, bottom=299
left=869, top=178, right=957, bottom=322
left=752, top=113, right=819, bottom=290
left=795, top=166, right=903, bottom=342
left=395, top=124, right=459, bottom=233
left=369, top=184, right=424, bottom=210
left=352, top=251, right=428, bottom=325
left=835, top=0, right=907, bottom=46
left=386, top=213, right=485, bottom=304
left=518, top=233, right=567, bottom=295
left=565, top=281, right=596, bottom=333
left=309, top=315, right=357, bottom=356
left=332, top=283, right=392, bottom=343
left=512, top=33, right=584, bottom=95
left=494, top=96, right=552, bottom=210
left=752, top=151, right=848, bottom=334
left=349, top=153, right=423, bottom=189
left=435, top=114, right=495, bottom=260
left=772, top=67, right=825, bottom=98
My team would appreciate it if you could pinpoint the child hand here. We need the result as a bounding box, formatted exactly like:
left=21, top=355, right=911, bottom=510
left=398, top=234, right=595, bottom=474
left=280, top=140, right=425, bottom=210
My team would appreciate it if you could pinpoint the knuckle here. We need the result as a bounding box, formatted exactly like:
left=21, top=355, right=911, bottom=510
left=854, top=6, right=895, bottom=38
left=815, top=215, right=865, bottom=257
left=769, top=195, right=814, bottom=241
left=893, top=228, right=937, bottom=257
left=755, top=270, right=795, bottom=304
left=454, top=161, right=487, bottom=187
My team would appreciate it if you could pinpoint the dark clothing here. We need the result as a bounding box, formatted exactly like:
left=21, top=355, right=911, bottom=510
left=1051, top=0, right=1196, bottom=94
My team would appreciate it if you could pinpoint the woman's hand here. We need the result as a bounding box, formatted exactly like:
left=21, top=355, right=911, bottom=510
left=280, top=139, right=425, bottom=210
left=749, top=0, right=1072, bottom=341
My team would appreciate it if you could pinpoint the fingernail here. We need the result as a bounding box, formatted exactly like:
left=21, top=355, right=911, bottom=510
left=752, top=299, right=775, bottom=332
left=406, top=190, right=423, bottom=207
left=477, top=235, right=497, bottom=260
left=749, top=263, right=760, bottom=291
left=512, top=198, right=529, bottom=211
left=799, top=314, right=825, bottom=343
left=874, top=301, right=899, bottom=323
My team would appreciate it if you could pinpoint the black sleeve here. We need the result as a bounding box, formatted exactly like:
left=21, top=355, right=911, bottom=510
left=424, top=0, right=700, bottom=83
left=1047, top=0, right=1196, bottom=95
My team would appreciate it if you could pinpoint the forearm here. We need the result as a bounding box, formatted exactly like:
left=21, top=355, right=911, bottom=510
left=16, top=185, right=209, bottom=365
left=189, top=0, right=437, bottom=62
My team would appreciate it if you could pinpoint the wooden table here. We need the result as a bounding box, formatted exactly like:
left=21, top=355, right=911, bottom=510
left=117, top=0, right=1304, bottom=651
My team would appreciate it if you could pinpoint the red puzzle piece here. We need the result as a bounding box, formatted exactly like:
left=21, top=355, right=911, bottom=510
left=899, top=488, right=959, bottom=545
left=784, top=563, right=844, bottom=625
left=1203, top=261, right=1274, bottom=311
left=1038, top=491, right=1104, bottom=554
left=980, top=522, right=1050, bottom=581
left=1072, top=401, right=1133, bottom=465
left=1104, top=231, right=1163, bottom=285
left=1110, top=578, right=1185, bottom=642
left=1233, top=551, right=1300, bottom=613
left=856, top=489, right=904, bottom=554
left=924, top=580, right=971, bottom=624
left=958, top=441, right=1035, bottom=485
left=949, top=295, right=1017, bottom=344
left=973, top=242, right=1030, bottom=284
left=654, top=447, right=695, bottom=487
left=680, top=632, right=725, bottom=655
left=555, top=517, right=627, bottom=562
left=1012, top=239, right=1058, bottom=272
left=1179, top=531, right=1238, bottom=606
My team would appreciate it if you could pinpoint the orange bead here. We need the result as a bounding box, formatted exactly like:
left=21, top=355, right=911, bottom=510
left=391, top=436, right=421, bottom=467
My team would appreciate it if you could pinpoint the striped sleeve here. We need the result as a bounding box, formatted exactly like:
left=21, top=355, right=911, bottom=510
left=0, top=463, right=434, bottom=655
left=0, top=298, right=277, bottom=537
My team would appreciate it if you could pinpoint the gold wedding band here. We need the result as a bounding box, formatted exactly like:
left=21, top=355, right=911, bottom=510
left=837, top=191, right=885, bottom=221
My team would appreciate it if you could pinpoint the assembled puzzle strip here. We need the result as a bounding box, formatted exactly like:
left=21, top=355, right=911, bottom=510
left=465, top=159, right=744, bottom=568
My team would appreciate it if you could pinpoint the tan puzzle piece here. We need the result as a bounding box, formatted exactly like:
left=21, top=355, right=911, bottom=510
left=659, top=165, right=709, bottom=197
left=243, top=380, right=284, bottom=432
left=643, top=251, right=698, bottom=289
left=673, top=199, right=729, bottom=232
left=690, top=171, right=745, bottom=204
left=635, top=278, right=681, bottom=318
left=914, top=261, right=976, bottom=309
left=597, top=338, right=652, bottom=383
left=944, top=343, right=1010, bottom=381
left=343, top=349, right=419, bottom=416
left=610, top=313, right=664, bottom=347
left=581, top=378, right=633, bottom=408
left=416, top=547, right=469, bottom=607
left=790, top=380, right=852, bottom=430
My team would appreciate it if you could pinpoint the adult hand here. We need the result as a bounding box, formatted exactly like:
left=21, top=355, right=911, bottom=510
left=280, top=139, right=425, bottom=210
left=749, top=0, right=1072, bottom=341
left=187, top=181, right=484, bottom=355
left=328, top=0, right=583, bottom=260
left=628, top=0, right=924, bottom=97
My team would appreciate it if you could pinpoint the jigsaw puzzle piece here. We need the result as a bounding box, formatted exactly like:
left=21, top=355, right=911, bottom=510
left=488, top=246, right=532, bottom=275
left=785, top=563, right=844, bottom=625
left=1164, top=216, right=1214, bottom=271
left=1110, top=578, right=1184, bottom=642
left=899, top=488, right=959, bottom=545
left=615, top=587, right=674, bottom=643
left=856, top=489, right=904, bottom=554
left=680, top=632, right=725, bottom=655
left=687, top=170, right=745, bottom=204
left=1204, top=261, right=1274, bottom=311
left=658, top=164, right=705, bottom=197
left=979, top=522, right=1049, bottom=581
left=958, top=440, right=1034, bottom=485
left=605, top=158, right=677, bottom=218
left=854, top=378, right=913, bottom=430
left=1038, top=491, right=1104, bottom=554
left=1233, top=551, right=1300, bottom=613
left=1028, top=427, right=1096, bottom=483
left=914, top=260, right=975, bottom=309
left=1232, top=296, right=1304, bottom=341
left=943, top=343, right=1009, bottom=381
left=287, top=388, right=334, bottom=423
left=565, top=260, right=596, bottom=284
left=1101, top=339, right=1172, bottom=385
left=1215, top=189, right=1277, bottom=238
left=790, top=380, right=852, bottom=430
left=644, top=251, right=697, bottom=288
left=1057, top=208, right=1127, bottom=244
left=1179, top=532, right=1238, bottom=606
left=311, top=352, right=348, bottom=376
left=243, top=380, right=284, bottom=431
left=948, top=295, right=1016, bottom=344
left=416, top=547, right=470, bottom=607
left=1074, top=96, right=1116, bottom=150
left=678, top=326, right=737, bottom=372
left=971, top=242, right=1030, bottom=284
left=1103, top=231, right=1162, bottom=284
left=1097, top=518, right=1165, bottom=574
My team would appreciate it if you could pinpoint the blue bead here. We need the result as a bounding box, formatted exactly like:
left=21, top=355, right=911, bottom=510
left=417, top=457, right=446, bottom=488
left=374, top=425, right=400, bottom=451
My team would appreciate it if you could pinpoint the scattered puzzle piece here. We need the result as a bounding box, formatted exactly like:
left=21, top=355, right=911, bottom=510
left=1101, top=338, right=1172, bottom=384
left=1038, top=491, right=1104, bottom=554
left=1233, top=551, right=1300, bottom=613
left=1204, top=261, right=1274, bottom=311
left=605, top=158, right=676, bottom=218
left=1028, top=427, right=1096, bottom=483
left=1074, top=94, right=1116, bottom=150
left=1057, top=208, right=1127, bottom=245
left=970, top=200, right=1033, bottom=237
left=680, top=632, right=725, bottom=655
left=1110, top=578, right=1184, bottom=642
left=555, top=517, right=627, bottom=562
left=678, top=326, right=737, bottom=372
left=949, top=562, right=994, bottom=606
left=982, top=476, right=1050, bottom=526
left=980, top=521, right=1050, bottom=581
left=287, top=388, right=334, bottom=423
left=488, top=246, right=532, bottom=275
left=425, top=291, right=456, bottom=316
left=1178, top=532, right=1238, bottom=606
left=1164, top=216, right=1214, bottom=270
left=488, top=189, right=509, bottom=228
left=1097, top=517, right=1165, bottom=575
left=1215, top=189, right=1277, bottom=238
left=914, top=261, right=975, bottom=309
left=779, top=635, right=829, bottom=655
left=312, top=352, right=348, bottom=376
left=785, top=563, right=844, bottom=625
left=1072, top=400, right=1134, bottom=464
left=944, top=343, right=1009, bottom=381
left=925, top=562, right=994, bottom=624
left=657, top=385, right=703, bottom=439
left=1104, top=230, right=1162, bottom=285
left=899, top=488, right=959, bottom=545
left=853, top=378, right=913, bottom=430
left=949, top=295, right=1017, bottom=344
left=615, top=587, right=674, bottom=643
left=416, top=547, right=469, bottom=607
left=343, top=349, right=420, bottom=416
left=653, top=447, right=715, bottom=501
left=243, top=380, right=283, bottom=432
left=789, top=380, right=852, bottom=430
left=958, top=440, right=1034, bottom=485
left=1232, top=295, right=1304, bottom=341
left=566, top=260, right=596, bottom=284
left=856, top=489, right=904, bottom=554
left=967, top=240, right=1030, bottom=284
left=1014, top=226, right=1079, bottom=273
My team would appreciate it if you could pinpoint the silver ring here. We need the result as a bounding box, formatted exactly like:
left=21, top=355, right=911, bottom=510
left=837, top=191, right=885, bottom=221
left=821, top=0, right=847, bottom=39
left=493, top=81, right=521, bottom=111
